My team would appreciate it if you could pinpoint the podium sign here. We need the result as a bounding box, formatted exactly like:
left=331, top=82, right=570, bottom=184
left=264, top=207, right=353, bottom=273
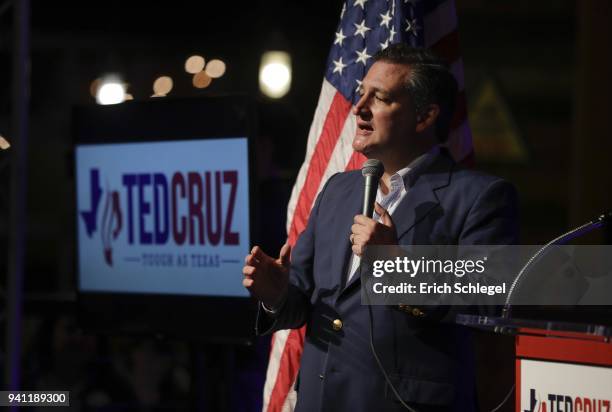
left=455, top=314, right=612, bottom=411
left=516, top=334, right=612, bottom=412
left=519, top=358, right=611, bottom=411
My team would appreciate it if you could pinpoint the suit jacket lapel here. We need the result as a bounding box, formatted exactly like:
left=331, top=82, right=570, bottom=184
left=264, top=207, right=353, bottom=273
left=393, top=149, right=454, bottom=240
left=331, top=173, right=363, bottom=293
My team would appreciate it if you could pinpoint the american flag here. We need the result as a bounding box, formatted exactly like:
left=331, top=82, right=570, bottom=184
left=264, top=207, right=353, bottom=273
left=263, top=1, right=472, bottom=411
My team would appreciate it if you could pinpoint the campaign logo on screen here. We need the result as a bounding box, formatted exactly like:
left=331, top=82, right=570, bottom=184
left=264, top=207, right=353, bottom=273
left=76, top=138, right=250, bottom=297
left=80, top=168, right=119, bottom=265
left=79, top=168, right=240, bottom=266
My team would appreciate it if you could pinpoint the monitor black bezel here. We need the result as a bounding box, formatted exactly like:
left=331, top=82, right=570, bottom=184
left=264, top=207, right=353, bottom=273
left=72, top=95, right=259, bottom=344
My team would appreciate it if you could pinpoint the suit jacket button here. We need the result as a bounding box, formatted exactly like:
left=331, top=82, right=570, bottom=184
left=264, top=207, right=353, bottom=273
left=332, top=319, right=343, bottom=331
left=412, top=307, right=425, bottom=317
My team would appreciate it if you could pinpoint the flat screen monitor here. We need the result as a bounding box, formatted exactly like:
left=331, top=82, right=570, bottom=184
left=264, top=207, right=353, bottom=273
left=73, top=96, right=257, bottom=343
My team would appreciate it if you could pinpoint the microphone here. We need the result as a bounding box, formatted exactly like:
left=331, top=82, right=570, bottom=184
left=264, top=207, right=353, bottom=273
left=361, top=159, right=384, bottom=218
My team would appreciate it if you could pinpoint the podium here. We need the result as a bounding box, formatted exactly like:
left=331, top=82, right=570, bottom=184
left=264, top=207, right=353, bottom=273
left=457, top=314, right=612, bottom=411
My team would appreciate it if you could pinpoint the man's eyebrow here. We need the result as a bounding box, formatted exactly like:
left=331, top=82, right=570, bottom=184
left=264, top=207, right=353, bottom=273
left=360, top=84, right=391, bottom=95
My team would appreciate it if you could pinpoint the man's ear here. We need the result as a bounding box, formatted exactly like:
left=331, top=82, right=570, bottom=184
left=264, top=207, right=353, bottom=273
left=415, top=104, right=440, bottom=134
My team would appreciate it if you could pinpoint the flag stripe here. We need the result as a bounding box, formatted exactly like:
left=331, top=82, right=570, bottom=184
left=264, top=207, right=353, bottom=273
left=345, top=150, right=367, bottom=171
left=315, top=115, right=358, bottom=195
left=266, top=328, right=305, bottom=412
left=262, top=329, right=289, bottom=410
left=290, top=105, right=358, bottom=245
left=286, top=80, right=338, bottom=234
left=288, top=91, right=352, bottom=244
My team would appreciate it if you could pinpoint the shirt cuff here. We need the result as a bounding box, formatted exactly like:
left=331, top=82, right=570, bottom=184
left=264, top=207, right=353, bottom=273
left=260, top=292, right=288, bottom=316
left=261, top=302, right=278, bottom=315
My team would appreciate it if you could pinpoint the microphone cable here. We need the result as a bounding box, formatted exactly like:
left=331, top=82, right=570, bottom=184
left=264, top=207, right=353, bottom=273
left=362, top=263, right=419, bottom=412
left=488, top=384, right=515, bottom=412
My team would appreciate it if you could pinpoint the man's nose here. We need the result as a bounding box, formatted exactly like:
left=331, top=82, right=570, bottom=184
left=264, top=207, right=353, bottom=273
left=353, top=94, right=370, bottom=117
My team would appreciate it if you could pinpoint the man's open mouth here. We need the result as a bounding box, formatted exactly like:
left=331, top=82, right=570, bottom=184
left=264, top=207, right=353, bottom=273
left=357, top=122, right=373, bottom=133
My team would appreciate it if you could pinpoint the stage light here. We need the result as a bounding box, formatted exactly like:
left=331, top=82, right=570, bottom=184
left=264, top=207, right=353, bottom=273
left=193, top=71, right=212, bottom=89
left=0, top=135, right=10, bottom=150
left=96, top=78, right=126, bottom=105
left=153, top=76, right=173, bottom=96
left=185, top=55, right=205, bottom=74
left=205, top=59, right=226, bottom=78
left=259, top=51, right=291, bottom=98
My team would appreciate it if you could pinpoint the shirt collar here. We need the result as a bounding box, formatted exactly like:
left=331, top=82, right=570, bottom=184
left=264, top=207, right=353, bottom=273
left=389, top=145, right=440, bottom=191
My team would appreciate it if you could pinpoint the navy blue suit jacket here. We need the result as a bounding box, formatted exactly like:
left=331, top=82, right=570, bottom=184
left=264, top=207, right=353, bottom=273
left=258, top=149, right=519, bottom=412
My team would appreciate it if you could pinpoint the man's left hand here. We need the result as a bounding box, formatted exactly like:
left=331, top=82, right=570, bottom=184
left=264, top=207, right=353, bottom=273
left=350, top=202, right=397, bottom=256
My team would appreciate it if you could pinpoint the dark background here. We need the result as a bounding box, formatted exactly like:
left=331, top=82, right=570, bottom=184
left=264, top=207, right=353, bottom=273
left=0, top=0, right=610, bottom=410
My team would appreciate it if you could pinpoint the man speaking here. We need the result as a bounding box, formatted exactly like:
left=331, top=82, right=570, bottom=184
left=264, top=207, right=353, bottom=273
left=243, top=44, right=519, bottom=411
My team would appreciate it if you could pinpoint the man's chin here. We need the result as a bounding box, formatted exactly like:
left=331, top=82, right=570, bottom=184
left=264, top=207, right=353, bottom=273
left=352, top=136, right=371, bottom=154
left=352, top=142, right=376, bottom=158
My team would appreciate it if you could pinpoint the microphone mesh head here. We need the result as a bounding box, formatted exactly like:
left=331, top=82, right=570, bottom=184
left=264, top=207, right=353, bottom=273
left=361, top=159, right=384, bottom=178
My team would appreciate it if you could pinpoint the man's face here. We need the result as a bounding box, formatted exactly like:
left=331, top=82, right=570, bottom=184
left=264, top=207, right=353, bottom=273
left=352, top=61, right=418, bottom=157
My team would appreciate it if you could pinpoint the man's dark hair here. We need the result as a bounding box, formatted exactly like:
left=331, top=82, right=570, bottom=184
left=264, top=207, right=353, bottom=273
left=373, top=44, right=458, bottom=143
